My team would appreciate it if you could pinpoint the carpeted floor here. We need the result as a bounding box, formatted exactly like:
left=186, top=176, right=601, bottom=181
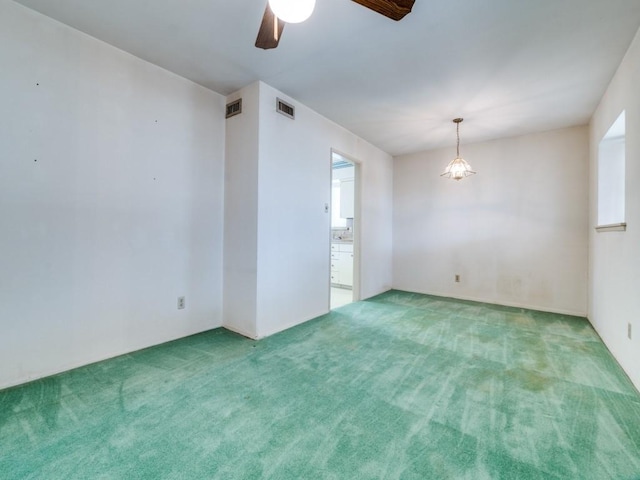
left=1, top=290, right=639, bottom=479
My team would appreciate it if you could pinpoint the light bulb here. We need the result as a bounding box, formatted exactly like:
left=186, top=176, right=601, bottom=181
left=269, top=0, right=316, bottom=23
left=441, top=157, right=475, bottom=180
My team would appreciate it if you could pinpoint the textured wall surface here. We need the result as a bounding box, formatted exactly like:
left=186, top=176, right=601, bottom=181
left=0, top=2, right=226, bottom=388
left=393, top=126, right=589, bottom=317
left=589, top=27, right=640, bottom=391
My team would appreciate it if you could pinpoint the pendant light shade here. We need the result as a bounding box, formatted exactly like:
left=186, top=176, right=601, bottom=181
left=441, top=118, right=476, bottom=180
left=268, top=0, right=316, bottom=23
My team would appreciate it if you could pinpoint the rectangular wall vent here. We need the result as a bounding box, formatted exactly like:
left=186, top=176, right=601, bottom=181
left=226, top=99, right=242, bottom=119
left=276, top=97, right=295, bottom=119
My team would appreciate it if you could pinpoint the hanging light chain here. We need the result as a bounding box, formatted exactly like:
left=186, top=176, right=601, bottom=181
left=454, top=117, right=463, bottom=158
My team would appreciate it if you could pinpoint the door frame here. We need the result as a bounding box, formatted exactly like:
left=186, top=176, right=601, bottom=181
left=329, top=149, right=361, bottom=309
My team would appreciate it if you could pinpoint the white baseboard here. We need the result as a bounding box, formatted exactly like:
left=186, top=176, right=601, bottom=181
left=391, top=288, right=587, bottom=318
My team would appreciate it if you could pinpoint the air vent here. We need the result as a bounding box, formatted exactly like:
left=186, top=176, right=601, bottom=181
left=276, top=97, right=295, bottom=119
left=226, top=99, right=242, bottom=119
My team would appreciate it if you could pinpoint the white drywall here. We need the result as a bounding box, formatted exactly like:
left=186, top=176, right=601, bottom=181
left=0, top=2, right=226, bottom=389
left=223, top=82, right=393, bottom=339
left=255, top=83, right=335, bottom=338
left=393, top=126, right=589, bottom=316
left=223, top=83, right=260, bottom=339
left=589, top=27, right=640, bottom=391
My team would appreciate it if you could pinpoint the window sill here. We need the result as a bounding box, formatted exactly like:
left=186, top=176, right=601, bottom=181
left=595, top=223, right=627, bottom=232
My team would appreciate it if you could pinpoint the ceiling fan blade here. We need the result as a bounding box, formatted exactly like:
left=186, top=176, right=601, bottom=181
left=255, top=3, right=285, bottom=49
left=351, top=0, right=415, bottom=21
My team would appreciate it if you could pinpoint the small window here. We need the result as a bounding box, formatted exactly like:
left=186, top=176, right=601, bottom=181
left=597, top=111, right=625, bottom=230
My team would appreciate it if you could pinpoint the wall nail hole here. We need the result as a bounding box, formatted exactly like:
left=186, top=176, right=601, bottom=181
left=36, top=83, right=39, bottom=86
left=34, top=159, right=37, bottom=162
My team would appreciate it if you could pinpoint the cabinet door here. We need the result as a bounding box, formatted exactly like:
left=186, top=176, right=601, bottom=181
left=330, top=250, right=340, bottom=284
left=339, top=179, right=355, bottom=219
left=340, top=251, right=354, bottom=287
left=339, top=243, right=353, bottom=253
left=330, top=244, right=353, bottom=287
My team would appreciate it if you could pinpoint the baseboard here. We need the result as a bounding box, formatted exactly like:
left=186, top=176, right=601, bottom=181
left=222, top=324, right=258, bottom=340
left=391, top=288, right=587, bottom=318
left=255, top=308, right=331, bottom=339
left=0, top=325, right=220, bottom=391
left=586, top=315, right=640, bottom=395
left=359, top=287, right=393, bottom=302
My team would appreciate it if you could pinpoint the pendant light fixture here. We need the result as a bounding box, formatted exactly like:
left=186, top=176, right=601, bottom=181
left=441, top=118, right=476, bottom=180
left=268, top=0, right=316, bottom=23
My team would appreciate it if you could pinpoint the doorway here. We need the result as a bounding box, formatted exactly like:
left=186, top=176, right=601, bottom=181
left=330, top=152, right=356, bottom=309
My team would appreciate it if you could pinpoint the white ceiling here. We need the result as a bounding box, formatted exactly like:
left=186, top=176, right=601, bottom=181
left=14, top=0, right=640, bottom=156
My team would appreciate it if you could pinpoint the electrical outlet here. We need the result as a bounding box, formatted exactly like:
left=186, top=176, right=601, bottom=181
left=628, top=323, right=632, bottom=340
left=455, top=274, right=460, bottom=283
left=177, top=296, right=186, bottom=310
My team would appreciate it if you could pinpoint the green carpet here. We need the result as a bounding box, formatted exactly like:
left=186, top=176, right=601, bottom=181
left=1, top=290, right=639, bottom=479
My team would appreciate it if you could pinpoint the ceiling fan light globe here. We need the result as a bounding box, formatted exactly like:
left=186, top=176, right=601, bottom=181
left=268, top=0, right=316, bottom=23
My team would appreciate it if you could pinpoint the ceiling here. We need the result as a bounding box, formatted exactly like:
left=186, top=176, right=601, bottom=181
left=14, top=0, right=640, bottom=156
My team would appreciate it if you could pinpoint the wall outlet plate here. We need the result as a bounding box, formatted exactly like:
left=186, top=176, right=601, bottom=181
left=178, top=296, right=186, bottom=310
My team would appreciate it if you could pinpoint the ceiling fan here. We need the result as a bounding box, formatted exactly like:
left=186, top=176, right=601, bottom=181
left=256, top=0, right=416, bottom=49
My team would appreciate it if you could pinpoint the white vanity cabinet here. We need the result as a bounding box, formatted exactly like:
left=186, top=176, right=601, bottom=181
left=331, top=243, right=354, bottom=287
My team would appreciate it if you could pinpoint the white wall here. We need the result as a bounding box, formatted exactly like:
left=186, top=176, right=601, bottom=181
left=0, top=2, right=226, bottom=389
left=589, top=27, right=640, bottom=390
left=393, top=126, right=589, bottom=316
left=224, top=82, right=393, bottom=339
left=256, top=83, right=394, bottom=337
left=256, top=83, right=335, bottom=337
left=223, top=83, right=260, bottom=338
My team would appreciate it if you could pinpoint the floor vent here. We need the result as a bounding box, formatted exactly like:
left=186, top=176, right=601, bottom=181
left=226, top=99, right=242, bottom=119
left=276, top=98, right=295, bottom=119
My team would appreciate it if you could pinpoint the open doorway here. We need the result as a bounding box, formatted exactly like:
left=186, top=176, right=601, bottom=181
left=330, top=152, right=356, bottom=309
